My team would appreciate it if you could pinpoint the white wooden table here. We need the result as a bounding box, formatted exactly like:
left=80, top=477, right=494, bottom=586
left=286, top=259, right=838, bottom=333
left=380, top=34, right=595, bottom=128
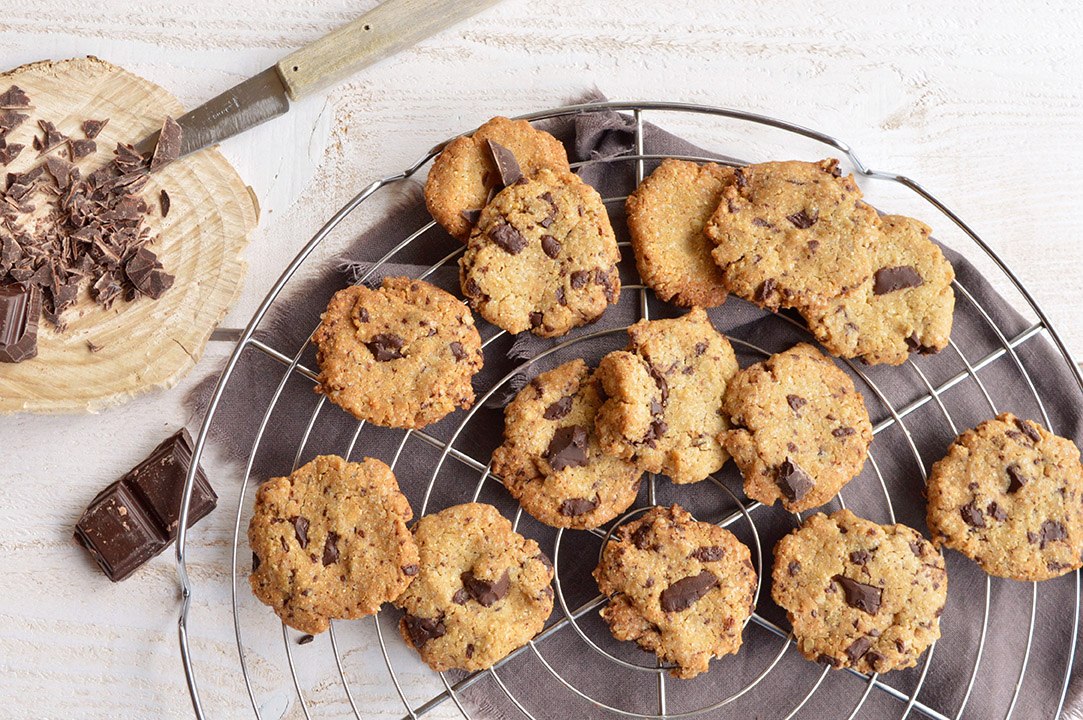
left=2, top=1, right=1082, bottom=718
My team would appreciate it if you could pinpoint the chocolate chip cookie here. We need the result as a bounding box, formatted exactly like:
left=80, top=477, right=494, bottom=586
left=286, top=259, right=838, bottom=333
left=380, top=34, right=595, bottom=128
left=248, top=455, right=419, bottom=635
left=926, top=413, right=1083, bottom=581
left=459, top=168, right=621, bottom=337
left=313, top=276, right=484, bottom=429
left=722, top=343, right=873, bottom=513
left=394, top=503, right=555, bottom=671
left=625, top=159, right=733, bottom=308
left=595, top=308, right=739, bottom=484
left=424, top=116, right=570, bottom=241
left=490, top=358, right=643, bottom=529
left=802, top=215, right=955, bottom=365
left=773, top=510, right=946, bottom=673
left=593, top=504, right=757, bottom=678
left=703, top=159, right=879, bottom=311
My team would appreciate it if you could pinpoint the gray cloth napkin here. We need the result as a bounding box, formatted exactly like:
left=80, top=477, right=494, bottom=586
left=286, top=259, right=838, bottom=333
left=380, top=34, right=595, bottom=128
left=189, top=99, right=1083, bottom=720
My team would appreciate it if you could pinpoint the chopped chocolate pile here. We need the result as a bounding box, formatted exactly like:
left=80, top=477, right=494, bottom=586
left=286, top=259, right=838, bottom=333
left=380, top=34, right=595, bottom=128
left=0, top=85, right=176, bottom=336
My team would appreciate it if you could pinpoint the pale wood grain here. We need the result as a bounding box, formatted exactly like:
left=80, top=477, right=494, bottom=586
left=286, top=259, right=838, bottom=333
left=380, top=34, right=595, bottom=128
left=1, top=1, right=1082, bottom=718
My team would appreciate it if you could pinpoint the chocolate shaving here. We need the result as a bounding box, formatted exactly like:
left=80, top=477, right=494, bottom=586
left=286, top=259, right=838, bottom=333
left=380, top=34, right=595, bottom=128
left=545, top=425, right=589, bottom=471
left=559, top=497, right=598, bottom=516
left=160, top=189, right=171, bottom=218
left=402, top=614, right=445, bottom=648
left=460, top=569, right=511, bottom=607
left=0, top=284, right=41, bottom=363
left=873, top=266, right=924, bottom=295
left=150, top=116, right=182, bottom=172
left=832, top=575, right=882, bottom=614
left=82, top=119, right=108, bottom=139
left=776, top=459, right=814, bottom=502
left=660, top=570, right=719, bottom=612
left=0, top=141, right=23, bottom=166
left=485, top=139, right=523, bottom=188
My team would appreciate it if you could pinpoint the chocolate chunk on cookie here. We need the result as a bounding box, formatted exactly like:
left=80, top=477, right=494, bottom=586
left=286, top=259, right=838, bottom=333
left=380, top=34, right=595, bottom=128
left=802, top=215, right=955, bottom=365
left=491, top=359, right=643, bottom=529
left=424, top=116, right=570, bottom=241
left=595, top=308, right=739, bottom=484
left=704, top=159, right=879, bottom=311
left=593, top=505, right=757, bottom=679
left=460, top=168, right=621, bottom=337
left=625, top=159, right=733, bottom=308
left=722, top=343, right=873, bottom=512
left=313, top=277, right=483, bottom=429
left=393, top=503, right=554, bottom=671
left=248, top=456, right=419, bottom=635
left=926, top=413, right=1083, bottom=581
left=772, top=510, right=947, bottom=673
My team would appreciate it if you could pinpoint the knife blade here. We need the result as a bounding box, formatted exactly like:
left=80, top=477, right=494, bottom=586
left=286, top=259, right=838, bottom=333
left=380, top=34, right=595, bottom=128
left=135, top=0, right=501, bottom=163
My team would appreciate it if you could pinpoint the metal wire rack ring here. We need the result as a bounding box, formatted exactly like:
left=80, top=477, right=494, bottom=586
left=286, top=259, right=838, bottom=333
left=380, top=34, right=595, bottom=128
left=174, top=101, right=1083, bottom=720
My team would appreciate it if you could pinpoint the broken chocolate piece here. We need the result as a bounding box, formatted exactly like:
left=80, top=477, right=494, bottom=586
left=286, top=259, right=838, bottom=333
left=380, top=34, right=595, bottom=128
left=987, top=502, right=1008, bottom=522
left=82, top=118, right=108, bottom=139
left=559, top=497, right=598, bottom=516
left=460, top=569, right=511, bottom=607
left=0, top=111, right=28, bottom=139
left=631, top=524, right=652, bottom=550
left=0, top=140, right=23, bottom=166
left=37, top=119, right=68, bottom=154
left=292, top=516, right=310, bottom=549
left=1014, top=418, right=1042, bottom=444
left=831, top=426, right=856, bottom=438
left=488, top=220, right=528, bottom=254
left=402, top=563, right=419, bottom=576
left=366, top=333, right=405, bottom=361
left=529, top=311, right=544, bottom=328
left=322, top=531, right=340, bottom=565
left=786, top=209, right=817, bottom=229
left=1039, top=520, right=1068, bottom=549
left=1006, top=464, right=1028, bottom=493
left=0, top=284, right=41, bottom=363
left=849, top=550, right=870, bottom=565
left=545, top=425, right=589, bottom=471
left=70, top=138, right=96, bottom=160
left=754, top=277, right=776, bottom=304
left=786, top=394, right=806, bottom=412
left=832, top=575, right=882, bottom=614
left=845, top=635, right=873, bottom=663
left=150, top=116, right=183, bottom=172
left=960, top=501, right=986, bottom=528
left=541, top=234, right=561, bottom=258
left=402, top=614, right=446, bottom=648
left=776, top=459, right=814, bottom=503
left=873, top=266, right=924, bottom=295
left=298, top=634, right=314, bottom=645
left=485, top=139, right=523, bottom=188
left=660, top=570, right=719, bottom=612
left=570, top=270, right=590, bottom=288
left=0, top=85, right=30, bottom=109
left=451, top=588, right=469, bottom=605
left=543, top=395, right=573, bottom=420
left=449, top=341, right=467, bottom=361
left=788, top=560, right=801, bottom=576
left=691, top=546, right=723, bottom=562
left=73, top=428, right=216, bottom=581
left=460, top=207, right=482, bottom=225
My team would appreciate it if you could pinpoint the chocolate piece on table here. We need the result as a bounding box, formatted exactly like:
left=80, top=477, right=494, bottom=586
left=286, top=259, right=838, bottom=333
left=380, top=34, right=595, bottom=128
left=0, top=284, right=41, bottom=363
left=73, top=428, right=217, bottom=581
left=150, top=115, right=183, bottom=172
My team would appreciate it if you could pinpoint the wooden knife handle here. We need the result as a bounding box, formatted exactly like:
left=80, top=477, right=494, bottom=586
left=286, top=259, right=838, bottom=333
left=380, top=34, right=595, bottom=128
left=276, top=0, right=502, bottom=101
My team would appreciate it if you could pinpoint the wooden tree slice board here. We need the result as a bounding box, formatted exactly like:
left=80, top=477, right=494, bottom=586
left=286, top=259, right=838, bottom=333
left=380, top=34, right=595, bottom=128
left=0, top=57, right=258, bottom=414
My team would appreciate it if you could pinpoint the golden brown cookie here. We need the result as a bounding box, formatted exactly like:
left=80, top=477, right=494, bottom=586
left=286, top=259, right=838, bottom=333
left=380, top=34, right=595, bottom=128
left=424, top=116, right=570, bottom=241
left=460, top=168, right=621, bottom=337
left=772, top=510, right=947, bottom=673
left=625, top=159, right=733, bottom=308
left=595, top=308, right=739, bottom=484
left=704, top=159, right=879, bottom=311
left=926, top=413, right=1083, bottom=581
left=248, top=455, right=418, bottom=635
left=491, top=358, right=643, bottom=529
left=802, top=215, right=955, bottom=365
left=593, top=505, right=757, bottom=679
left=394, top=503, right=555, bottom=671
left=312, top=276, right=483, bottom=429
left=722, top=343, right=873, bottom=513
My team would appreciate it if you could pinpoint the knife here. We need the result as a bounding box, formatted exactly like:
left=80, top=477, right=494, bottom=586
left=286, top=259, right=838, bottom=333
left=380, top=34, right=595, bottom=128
left=134, top=0, right=502, bottom=159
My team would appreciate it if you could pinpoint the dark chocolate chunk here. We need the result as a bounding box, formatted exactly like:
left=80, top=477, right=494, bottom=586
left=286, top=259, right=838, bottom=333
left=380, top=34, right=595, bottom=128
left=786, top=394, right=806, bottom=412
left=631, top=524, right=653, bottom=550
left=488, top=221, right=528, bottom=254
left=461, top=569, right=511, bottom=607
left=0, top=111, right=28, bottom=138
left=691, top=546, right=723, bottom=562
left=908, top=541, right=922, bottom=557
left=402, top=563, right=419, bottom=576
left=1006, top=464, right=1028, bottom=493
left=37, top=119, right=68, bottom=154
left=754, top=277, right=776, bottom=304
left=535, top=552, right=554, bottom=572
left=570, top=270, right=590, bottom=288
left=818, top=654, right=841, bottom=668
left=873, top=266, right=924, bottom=295
left=485, top=139, right=522, bottom=188
left=987, top=502, right=1008, bottom=522
left=644, top=418, right=668, bottom=441
left=298, top=634, right=315, bottom=645
left=832, top=575, right=882, bottom=614
left=402, top=614, right=446, bottom=648
left=0, top=284, right=41, bottom=363
left=1014, top=418, right=1042, bottom=443
left=449, top=341, right=467, bottom=361
left=150, top=115, right=183, bottom=172
left=555, top=285, right=566, bottom=306
left=865, top=651, right=886, bottom=669
left=0, top=140, right=23, bottom=166
left=451, top=588, right=468, bottom=605
left=322, top=531, right=339, bottom=565
left=460, top=207, right=482, bottom=225
left=543, top=395, right=573, bottom=420
left=541, top=234, right=561, bottom=258
left=904, top=332, right=937, bottom=355
left=73, top=428, right=215, bottom=581
left=0, top=85, right=30, bottom=108
left=595, top=268, right=618, bottom=303
left=752, top=217, right=772, bottom=228
left=545, top=425, right=589, bottom=471
left=82, top=118, right=108, bottom=139
left=845, top=635, right=873, bottom=663
left=1040, top=520, right=1068, bottom=549
left=160, top=189, right=171, bottom=218
left=776, top=459, right=814, bottom=502
left=660, top=570, right=719, bottom=612
left=650, top=399, right=662, bottom=416
left=70, top=138, right=97, bottom=160
left=366, top=333, right=405, bottom=361
left=529, top=311, right=544, bottom=328
left=959, top=501, right=986, bottom=528
left=849, top=550, right=870, bottom=565
left=788, top=561, right=800, bottom=576
left=559, top=497, right=598, bottom=517
left=648, top=365, right=669, bottom=404
left=292, top=516, right=310, bottom=549
left=786, top=209, right=817, bottom=229
left=832, top=427, right=856, bottom=438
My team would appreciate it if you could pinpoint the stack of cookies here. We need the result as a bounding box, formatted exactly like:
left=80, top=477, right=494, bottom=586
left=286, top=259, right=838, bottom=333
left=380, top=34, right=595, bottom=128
left=244, top=116, right=1083, bottom=685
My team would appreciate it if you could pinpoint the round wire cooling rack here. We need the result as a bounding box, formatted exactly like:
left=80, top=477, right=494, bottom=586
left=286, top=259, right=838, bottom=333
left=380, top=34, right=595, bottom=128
left=174, top=101, right=1083, bottom=720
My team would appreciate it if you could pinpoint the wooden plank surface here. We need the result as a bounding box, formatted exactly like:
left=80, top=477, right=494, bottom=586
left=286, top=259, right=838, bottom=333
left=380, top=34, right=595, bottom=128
left=1, top=1, right=1082, bottom=718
